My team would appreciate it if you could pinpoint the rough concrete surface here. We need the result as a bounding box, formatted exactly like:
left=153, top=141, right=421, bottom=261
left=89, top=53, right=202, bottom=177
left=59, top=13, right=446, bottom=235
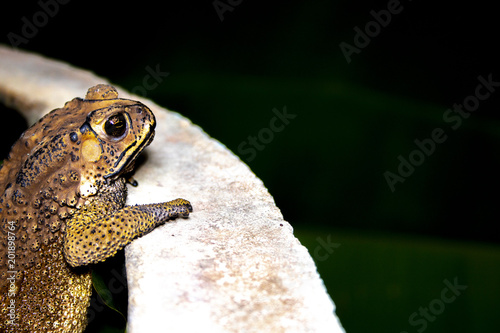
left=0, top=44, right=345, bottom=333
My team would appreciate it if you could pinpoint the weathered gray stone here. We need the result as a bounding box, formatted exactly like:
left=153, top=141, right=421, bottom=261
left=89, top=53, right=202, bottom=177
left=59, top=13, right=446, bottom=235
left=0, top=45, right=344, bottom=333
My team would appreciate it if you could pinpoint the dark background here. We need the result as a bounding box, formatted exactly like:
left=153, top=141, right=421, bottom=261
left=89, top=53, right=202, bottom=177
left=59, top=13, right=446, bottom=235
left=1, top=1, right=499, bottom=332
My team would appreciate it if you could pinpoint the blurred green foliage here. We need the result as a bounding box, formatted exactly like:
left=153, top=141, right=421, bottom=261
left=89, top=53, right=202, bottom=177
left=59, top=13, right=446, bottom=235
left=297, top=227, right=500, bottom=332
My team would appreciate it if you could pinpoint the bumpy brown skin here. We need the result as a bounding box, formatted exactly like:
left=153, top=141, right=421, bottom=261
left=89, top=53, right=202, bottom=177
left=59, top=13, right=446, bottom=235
left=0, top=85, right=192, bottom=332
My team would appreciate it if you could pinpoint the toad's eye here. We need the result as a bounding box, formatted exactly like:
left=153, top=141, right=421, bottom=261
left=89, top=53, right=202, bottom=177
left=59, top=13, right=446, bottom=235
left=105, top=113, right=127, bottom=138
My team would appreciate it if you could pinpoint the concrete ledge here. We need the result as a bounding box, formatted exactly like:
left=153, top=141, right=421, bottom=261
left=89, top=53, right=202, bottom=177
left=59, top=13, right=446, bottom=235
left=0, top=44, right=344, bottom=333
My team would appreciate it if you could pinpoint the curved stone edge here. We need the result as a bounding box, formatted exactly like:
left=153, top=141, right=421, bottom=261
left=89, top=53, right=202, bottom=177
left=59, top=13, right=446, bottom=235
left=0, top=44, right=344, bottom=333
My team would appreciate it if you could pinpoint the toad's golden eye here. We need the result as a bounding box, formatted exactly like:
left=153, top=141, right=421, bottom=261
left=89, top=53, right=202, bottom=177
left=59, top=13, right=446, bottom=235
left=105, top=113, right=127, bottom=138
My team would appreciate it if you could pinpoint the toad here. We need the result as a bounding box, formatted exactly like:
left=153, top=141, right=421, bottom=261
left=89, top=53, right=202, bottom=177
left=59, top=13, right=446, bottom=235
left=0, top=84, right=192, bottom=332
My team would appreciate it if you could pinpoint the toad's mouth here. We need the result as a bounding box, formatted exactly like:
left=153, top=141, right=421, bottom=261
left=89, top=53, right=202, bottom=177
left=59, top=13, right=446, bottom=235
left=103, top=128, right=155, bottom=181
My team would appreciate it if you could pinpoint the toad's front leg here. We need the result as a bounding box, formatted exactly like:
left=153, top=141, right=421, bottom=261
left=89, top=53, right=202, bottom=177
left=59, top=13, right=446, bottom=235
left=63, top=198, right=192, bottom=267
